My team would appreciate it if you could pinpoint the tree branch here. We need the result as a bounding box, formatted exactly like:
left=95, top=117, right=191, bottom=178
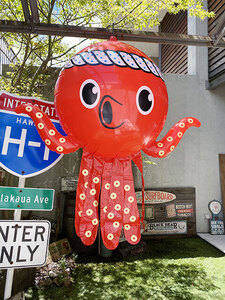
left=52, top=38, right=88, bottom=60
left=112, top=1, right=143, bottom=27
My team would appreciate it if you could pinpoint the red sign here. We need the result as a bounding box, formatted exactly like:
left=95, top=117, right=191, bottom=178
left=176, top=209, right=193, bottom=214
left=0, top=91, right=58, bottom=121
left=136, top=190, right=176, bottom=204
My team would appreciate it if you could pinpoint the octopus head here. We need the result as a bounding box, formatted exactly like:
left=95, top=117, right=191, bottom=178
left=54, top=38, right=168, bottom=158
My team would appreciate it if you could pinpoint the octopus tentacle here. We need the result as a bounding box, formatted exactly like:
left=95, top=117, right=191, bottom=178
left=15, top=104, right=79, bottom=154
left=75, top=151, right=102, bottom=245
left=132, top=151, right=145, bottom=224
left=100, top=159, right=123, bottom=250
left=122, top=159, right=141, bottom=245
left=143, top=117, right=201, bottom=158
left=75, top=151, right=94, bottom=237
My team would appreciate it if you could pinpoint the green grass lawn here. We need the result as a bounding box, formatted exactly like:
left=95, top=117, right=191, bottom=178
left=25, top=237, right=225, bottom=300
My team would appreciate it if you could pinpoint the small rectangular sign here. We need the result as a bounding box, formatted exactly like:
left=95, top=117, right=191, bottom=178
left=48, top=238, right=72, bottom=263
left=166, top=203, right=194, bottom=218
left=138, top=206, right=154, bottom=219
left=166, top=204, right=177, bottom=218
left=0, top=220, right=50, bottom=269
left=175, top=203, right=193, bottom=217
left=61, top=177, right=78, bottom=192
left=0, top=186, right=54, bottom=210
left=210, top=220, right=224, bottom=235
left=144, top=221, right=187, bottom=235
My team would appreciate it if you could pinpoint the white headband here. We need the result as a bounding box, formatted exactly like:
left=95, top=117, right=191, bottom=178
left=64, top=50, right=163, bottom=80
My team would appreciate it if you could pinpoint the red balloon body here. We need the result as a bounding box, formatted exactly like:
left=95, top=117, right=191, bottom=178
left=54, top=40, right=168, bottom=158
left=15, top=38, right=201, bottom=250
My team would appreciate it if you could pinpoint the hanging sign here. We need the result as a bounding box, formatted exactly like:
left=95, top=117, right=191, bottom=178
left=136, top=190, right=176, bottom=204
left=0, top=91, right=64, bottom=178
left=0, top=220, right=50, bottom=269
left=0, top=186, right=54, bottom=211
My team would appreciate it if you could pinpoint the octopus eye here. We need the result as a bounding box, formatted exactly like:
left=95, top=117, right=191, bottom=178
left=136, top=86, right=154, bottom=115
left=80, top=79, right=100, bottom=109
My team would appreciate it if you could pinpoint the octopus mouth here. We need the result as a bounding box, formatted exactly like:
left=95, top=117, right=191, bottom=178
left=99, top=95, right=124, bottom=129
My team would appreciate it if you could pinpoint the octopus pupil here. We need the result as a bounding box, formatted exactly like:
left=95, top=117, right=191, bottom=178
left=102, top=101, right=113, bottom=124
left=82, top=83, right=97, bottom=105
left=139, top=90, right=152, bottom=112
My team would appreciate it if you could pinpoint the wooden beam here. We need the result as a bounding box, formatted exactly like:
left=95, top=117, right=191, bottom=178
left=28, top=0, right=40, bottom=24
left=1, top=19, right=225, bottom=48
left=20, top=0, right=31, bottom=23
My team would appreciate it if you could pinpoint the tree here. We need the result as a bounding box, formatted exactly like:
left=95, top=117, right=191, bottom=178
left=0, top=0, right=214, bottom=99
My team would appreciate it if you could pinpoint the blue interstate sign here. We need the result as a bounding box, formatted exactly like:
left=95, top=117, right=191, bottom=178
left=0, top=92, right=64, bottom=177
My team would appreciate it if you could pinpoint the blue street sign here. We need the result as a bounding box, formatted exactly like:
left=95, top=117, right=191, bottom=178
left=0, top=95, right=64, bottom=177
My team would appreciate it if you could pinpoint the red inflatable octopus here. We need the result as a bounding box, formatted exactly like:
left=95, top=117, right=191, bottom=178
left=16, top=37, right=200, bottom=250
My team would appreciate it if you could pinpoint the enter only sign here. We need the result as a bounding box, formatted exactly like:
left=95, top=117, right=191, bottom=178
left=0, top=220, right=50, bottom=269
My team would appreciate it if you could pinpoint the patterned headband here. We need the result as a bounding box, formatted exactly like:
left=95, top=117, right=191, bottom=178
left=64, top=50, right=163, bottom=80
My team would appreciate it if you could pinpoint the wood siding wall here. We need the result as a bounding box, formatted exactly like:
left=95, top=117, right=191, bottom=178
left=160, top=11, right=188, bottom=74
left=208, top=0, right=225, bottom=80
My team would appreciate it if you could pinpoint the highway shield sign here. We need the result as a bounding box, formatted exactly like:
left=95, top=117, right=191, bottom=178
left=0, top=91, right=64, bottom=178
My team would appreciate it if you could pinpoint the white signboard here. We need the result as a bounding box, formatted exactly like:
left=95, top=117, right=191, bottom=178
left=144, top=221, right=187, bottom=235
left=0, top=220, right=50, bottom=269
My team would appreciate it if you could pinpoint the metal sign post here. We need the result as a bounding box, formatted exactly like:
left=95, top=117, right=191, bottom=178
left=4, top=177, right=24, bottom=300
